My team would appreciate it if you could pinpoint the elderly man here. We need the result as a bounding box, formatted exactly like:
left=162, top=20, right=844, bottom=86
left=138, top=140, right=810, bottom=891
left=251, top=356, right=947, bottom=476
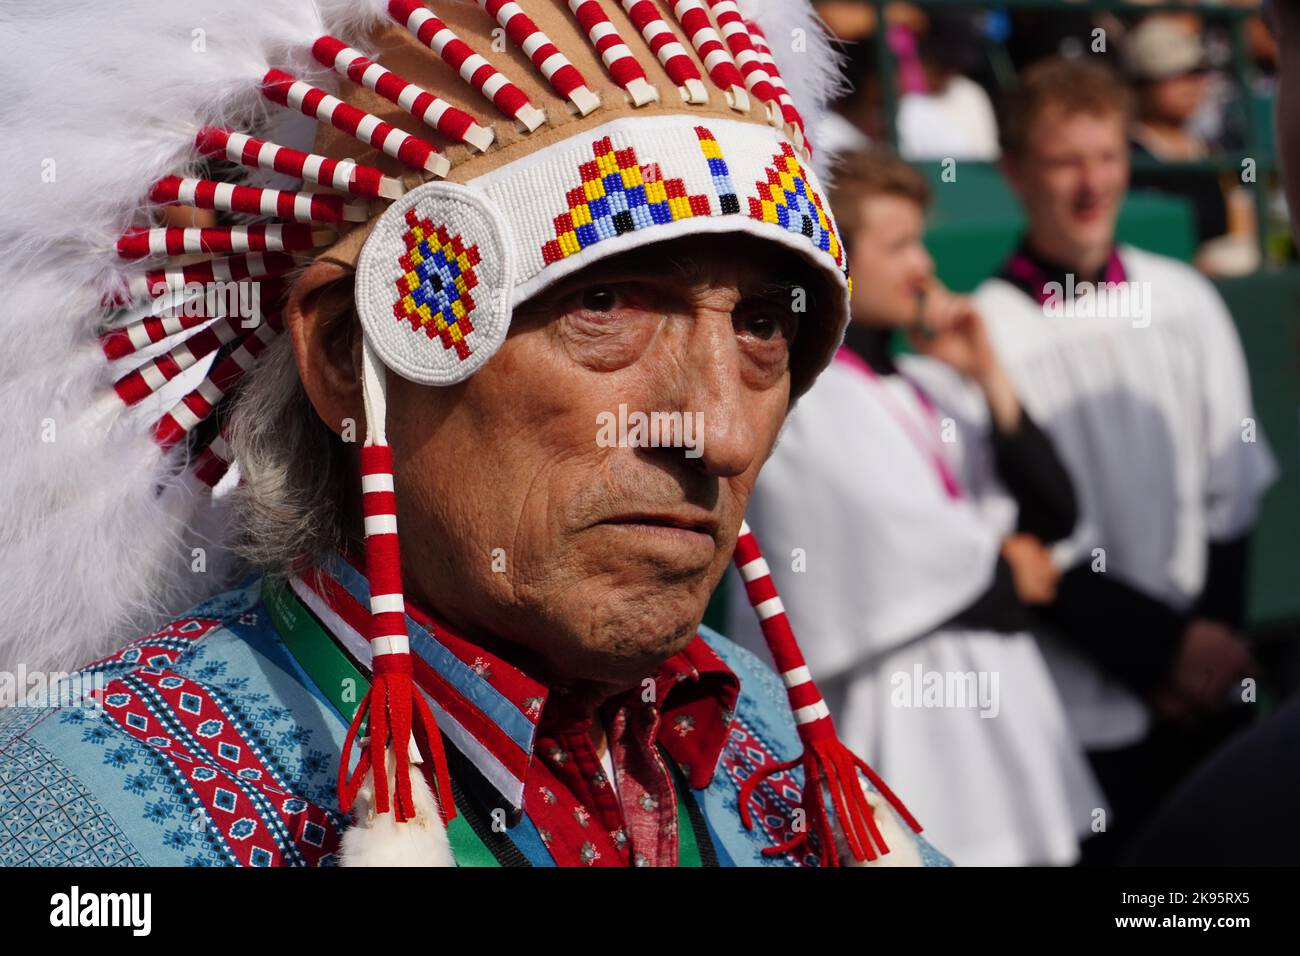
left=0, top=0, right=939, bottom=868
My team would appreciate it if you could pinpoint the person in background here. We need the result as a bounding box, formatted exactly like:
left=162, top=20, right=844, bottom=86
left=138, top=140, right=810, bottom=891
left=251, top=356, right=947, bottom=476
left=725, top=149, right=1103, bottom=866
left=975, top=56, right=1278, bottom=862
left=1127, top=0, right=1300, bottom=863
left=813, top=4, right=999, bottom=161
left=1124, top=16, right=1261, bottom=275
left=896, top=12, right=1001, bottom=162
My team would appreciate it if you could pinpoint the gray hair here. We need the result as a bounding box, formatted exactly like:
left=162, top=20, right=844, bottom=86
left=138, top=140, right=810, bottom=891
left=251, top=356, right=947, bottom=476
left=224, top=333, right=351, bottom=576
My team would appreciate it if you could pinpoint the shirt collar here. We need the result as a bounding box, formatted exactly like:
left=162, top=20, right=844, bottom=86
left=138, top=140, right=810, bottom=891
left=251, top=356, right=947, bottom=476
left=1000, top=238, right=1127, bottom=306
left=300, top=550, right=738, bottom=811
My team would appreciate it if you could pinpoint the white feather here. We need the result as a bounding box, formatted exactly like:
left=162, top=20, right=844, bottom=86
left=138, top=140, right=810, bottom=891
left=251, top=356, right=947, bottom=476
left=0, top=0, right=353, bottom=673
left=838, top=784, right=924, bottom=868
left=736, top=0, right=848, bottom=179
left=340, top=748, right=455, bottom=867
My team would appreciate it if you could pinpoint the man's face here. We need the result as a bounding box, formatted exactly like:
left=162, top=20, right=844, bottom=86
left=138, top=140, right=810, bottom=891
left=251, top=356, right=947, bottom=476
left=1142, top=72, right=1209, bottom=125
left=846, top=193, right=933, bottom=327
left=1004, top=105, right=1130, bottom=260
left=381, top=234, right=813, bottom=693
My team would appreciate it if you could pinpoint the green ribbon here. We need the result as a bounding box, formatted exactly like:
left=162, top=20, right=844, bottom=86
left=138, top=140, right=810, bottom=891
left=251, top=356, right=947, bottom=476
left=673, top=768, right=705, bottom=868
left=262, top=577, right=500, bottom=867
left=264, top=576, right=714, bottom=867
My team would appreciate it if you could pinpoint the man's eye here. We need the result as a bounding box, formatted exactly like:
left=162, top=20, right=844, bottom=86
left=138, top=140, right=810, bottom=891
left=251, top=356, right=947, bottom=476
left=738, top=308, right=795, bottom=342
left=580, top=285, right=620, bottom=313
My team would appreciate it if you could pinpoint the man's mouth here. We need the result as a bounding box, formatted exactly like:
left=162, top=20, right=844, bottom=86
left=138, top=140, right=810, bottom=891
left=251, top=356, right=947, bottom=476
left=598, top=510, right=719, bottom=544
left=1073, top=198, right=1106, bottom=222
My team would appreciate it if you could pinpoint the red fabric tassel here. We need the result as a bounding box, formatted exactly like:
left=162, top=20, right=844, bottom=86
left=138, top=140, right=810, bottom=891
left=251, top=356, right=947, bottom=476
left=733, top=521, right=922, bottom=864
left=337, top=654, right=456, bottom=826
left=334, top=442, right=455, bottom=825
left=738, top=730, right=922, bottom=865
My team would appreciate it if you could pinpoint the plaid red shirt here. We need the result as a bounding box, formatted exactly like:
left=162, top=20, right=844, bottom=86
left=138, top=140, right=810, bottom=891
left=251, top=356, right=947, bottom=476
left=324, top=551, right=740, bottom=866
left=523, top=640, right=738, bottom=866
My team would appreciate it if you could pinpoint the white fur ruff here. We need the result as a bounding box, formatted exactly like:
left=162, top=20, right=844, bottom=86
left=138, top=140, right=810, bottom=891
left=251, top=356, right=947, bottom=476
left=841, top=783, right=924, bottom=868
left=340, top=748, right=455, bottom=867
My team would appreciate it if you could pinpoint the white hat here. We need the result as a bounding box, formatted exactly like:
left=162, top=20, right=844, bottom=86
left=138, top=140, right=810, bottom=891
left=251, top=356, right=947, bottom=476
left=1124, top=17, right=1208, bottom=82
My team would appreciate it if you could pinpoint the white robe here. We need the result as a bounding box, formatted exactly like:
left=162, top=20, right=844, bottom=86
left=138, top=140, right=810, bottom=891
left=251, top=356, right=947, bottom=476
left=972, top=245, right=1279, bottom=750
left=726, top=353, right=1104, bottom=866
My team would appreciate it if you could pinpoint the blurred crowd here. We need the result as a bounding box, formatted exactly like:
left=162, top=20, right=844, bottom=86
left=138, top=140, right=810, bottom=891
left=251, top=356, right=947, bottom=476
left=814, top=0, right=1291, bottom=276
left=723, top=1, right=1296, bottom=866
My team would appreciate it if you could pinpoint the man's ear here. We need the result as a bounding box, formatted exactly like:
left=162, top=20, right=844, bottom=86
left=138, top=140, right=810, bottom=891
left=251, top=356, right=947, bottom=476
left=285, top=260, right=363, bottom=439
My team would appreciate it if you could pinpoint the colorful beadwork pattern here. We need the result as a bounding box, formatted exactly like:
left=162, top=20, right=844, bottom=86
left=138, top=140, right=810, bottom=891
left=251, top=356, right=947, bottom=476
left=694, top=126, right=740, bottom=214
left=393, top=209, right=482, bottom=361
left=747, top=142, right=843, bottom=272
left=541, top=136, right=713, bottom=264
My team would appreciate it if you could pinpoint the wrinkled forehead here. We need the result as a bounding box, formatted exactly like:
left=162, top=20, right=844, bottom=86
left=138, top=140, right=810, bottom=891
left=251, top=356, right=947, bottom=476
left=307, top=6, right=848, bottom=396
left=511, top=228, right=838, bottom=396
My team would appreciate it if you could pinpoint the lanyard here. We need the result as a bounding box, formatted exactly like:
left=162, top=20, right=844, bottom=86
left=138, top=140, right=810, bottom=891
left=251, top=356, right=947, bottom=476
left=265, top=575, right=717, bottom=867
left=667, top=750, right=715, bottom=867
left=836, top=348, right=964, bottom=500
left=262, top=576, right=519, bottom=867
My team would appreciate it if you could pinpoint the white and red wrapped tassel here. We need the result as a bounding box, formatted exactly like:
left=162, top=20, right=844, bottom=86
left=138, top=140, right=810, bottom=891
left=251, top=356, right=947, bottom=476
left=706, top=0, right=783, bottom=124
left=389, top=0, right=546, bottom=131
left=311, top=37, right=495, bottom=152
left=568, top=0, right=658, bottom=107
left=480, top=0, right=600, bottom=116
left=195, top=128, right=405, bottom=200
left=100, top=279, right=288, bottom=360
left=620, top=0, right=708, bottom=104
left=112, top=314, right=258, bottom=406
left=105, top=252, right=302, bottom=307
left=152, top=314, right=284, bottom=450
left=261, top=69, right=450, bottom=177
left=149, top=175, right=371, bottom=224
left=337, top=338, right=455, bottom=866
left=192, top=429, right=235, bottom=489
left=116, top=225, right=332, bottom=260
left=733, top=521, right=924, bottom=865
left=741, top=20, right=809, bottom=156
left=670, top=0, right=749, bottom=111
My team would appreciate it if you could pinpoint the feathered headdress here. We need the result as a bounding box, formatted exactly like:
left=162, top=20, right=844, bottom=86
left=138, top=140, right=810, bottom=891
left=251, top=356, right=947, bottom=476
left=0, top=0, right=920, bottom=867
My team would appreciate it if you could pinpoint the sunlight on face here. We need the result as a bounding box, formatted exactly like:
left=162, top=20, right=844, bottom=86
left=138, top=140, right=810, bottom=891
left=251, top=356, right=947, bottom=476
left=381, top=234, right=823, bottom=690
left=1008, top=106, right=1130, bottom=262
left=847, top=193, right=934, bottom=328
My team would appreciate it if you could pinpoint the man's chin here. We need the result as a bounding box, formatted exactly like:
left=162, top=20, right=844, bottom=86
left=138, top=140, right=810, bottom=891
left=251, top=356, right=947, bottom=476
left=1066, top=208, right=1119, bottom=246
left=540, top=580, right=709, bottom=683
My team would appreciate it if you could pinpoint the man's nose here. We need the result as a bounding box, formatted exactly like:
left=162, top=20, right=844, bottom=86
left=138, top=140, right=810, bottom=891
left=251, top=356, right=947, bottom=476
left=671, top=306, right=759, bottom=479
left=916, top=244, right=936, bottom=280
left=1079, top=158, right=1109, bottom=197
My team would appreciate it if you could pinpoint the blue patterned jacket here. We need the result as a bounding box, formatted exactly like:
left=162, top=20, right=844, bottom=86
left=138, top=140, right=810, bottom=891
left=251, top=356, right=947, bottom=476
left=0, top=574, right=948, bottom=867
